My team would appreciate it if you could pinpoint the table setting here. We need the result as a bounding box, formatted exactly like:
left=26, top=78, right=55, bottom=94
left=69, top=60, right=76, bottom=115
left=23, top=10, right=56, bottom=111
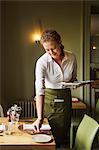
left=0, top=104, right=55, bottom=150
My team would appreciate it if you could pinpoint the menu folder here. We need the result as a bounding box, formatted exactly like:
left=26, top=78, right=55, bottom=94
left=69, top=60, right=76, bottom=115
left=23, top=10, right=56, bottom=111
left=61, top=80, right=93, bottom=89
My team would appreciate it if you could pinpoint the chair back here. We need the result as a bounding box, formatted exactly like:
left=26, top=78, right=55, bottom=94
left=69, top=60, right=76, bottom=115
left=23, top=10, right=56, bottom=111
left=75, top=114, right=99, bottom=150
left=95, top=99, right=99, bottom=122
left=0, top=105, right=4, bottom=117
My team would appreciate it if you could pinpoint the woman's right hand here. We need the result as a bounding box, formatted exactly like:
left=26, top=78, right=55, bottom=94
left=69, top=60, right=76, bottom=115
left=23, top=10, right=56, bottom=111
left=32, top=118, right=43, bottom=132
left=32, top=95, right=44, bottom=132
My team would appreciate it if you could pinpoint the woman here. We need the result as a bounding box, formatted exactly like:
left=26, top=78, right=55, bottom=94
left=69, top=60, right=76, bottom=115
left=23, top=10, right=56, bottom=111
left=32, top=29, right=77, bottom=147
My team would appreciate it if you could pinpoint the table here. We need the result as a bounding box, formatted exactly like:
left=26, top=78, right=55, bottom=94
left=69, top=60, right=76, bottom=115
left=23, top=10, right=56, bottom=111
left=91, top=80, right=99, bottom=115
left=72, top=100, right=87, bottom=109
left=72, top=100, right=87, bottom=119
left=0, top=118, right=56, bottom=150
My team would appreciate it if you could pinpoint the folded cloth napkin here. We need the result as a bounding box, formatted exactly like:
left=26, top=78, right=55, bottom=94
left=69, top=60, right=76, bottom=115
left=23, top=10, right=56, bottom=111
left=23, top=124, right=51, bottom=131
left=72, top=97, right=79, bottom=102
left=0, top=124, right=5, bottom=131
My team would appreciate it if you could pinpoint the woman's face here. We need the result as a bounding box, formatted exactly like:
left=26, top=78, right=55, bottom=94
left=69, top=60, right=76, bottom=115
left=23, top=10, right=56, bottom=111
left=43, top=41, right=61, bottom=60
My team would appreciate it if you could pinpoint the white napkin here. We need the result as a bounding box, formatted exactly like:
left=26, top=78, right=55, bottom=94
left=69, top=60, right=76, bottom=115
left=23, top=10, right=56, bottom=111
left=40, top=124, right=51, bottom=130
left=23, top=124, right=51, bottom=131
left=0, top=124, right=5, bottom=131
left=72, top=97, right=79, bottom=102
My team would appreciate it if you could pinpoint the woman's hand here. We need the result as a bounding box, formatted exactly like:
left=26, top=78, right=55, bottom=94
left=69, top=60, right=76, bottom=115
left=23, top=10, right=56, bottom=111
left=32, top=118, right=43, bottom=132
left=32, top=95, right=44, bottom=132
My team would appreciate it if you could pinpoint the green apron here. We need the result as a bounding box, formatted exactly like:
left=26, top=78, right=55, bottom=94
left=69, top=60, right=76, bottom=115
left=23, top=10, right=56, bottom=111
left=44, top=88, right=72, bottom=146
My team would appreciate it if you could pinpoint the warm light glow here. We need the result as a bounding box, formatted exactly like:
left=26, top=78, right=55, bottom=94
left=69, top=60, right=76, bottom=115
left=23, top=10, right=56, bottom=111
left=32, top=33, right=41, bottom=43
left=92, top=45, right=96, bottom=50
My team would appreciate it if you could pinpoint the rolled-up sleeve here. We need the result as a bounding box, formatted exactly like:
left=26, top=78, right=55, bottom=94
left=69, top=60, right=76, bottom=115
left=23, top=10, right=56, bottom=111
left=35, top=59, right=46, bottom=96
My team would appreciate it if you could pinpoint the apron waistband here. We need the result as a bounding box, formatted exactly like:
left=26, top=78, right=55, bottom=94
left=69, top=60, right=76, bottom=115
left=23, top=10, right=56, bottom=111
left=45, top=88, right=71, bottom=95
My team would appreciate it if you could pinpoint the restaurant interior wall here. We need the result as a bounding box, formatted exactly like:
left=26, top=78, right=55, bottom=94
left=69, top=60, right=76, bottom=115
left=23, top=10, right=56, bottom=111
left=1, top=1, right=84, bottom=113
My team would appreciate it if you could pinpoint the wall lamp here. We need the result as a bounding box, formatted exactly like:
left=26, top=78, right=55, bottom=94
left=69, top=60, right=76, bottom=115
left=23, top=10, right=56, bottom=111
left=92, top=45, right=96, bottom=50
left=32, top=19, right=43, bottom=44
left=32, top=33, right=41, bottom=44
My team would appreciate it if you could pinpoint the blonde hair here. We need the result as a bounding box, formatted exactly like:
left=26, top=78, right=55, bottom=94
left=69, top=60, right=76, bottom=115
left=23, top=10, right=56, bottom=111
left=40, top=29, right=64, bottom=53
left=41, top=29, right=61, bottom=44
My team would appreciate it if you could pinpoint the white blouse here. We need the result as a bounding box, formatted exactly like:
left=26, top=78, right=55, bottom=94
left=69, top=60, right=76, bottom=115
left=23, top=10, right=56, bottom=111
left=35, top=51, right=77, bottom=95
